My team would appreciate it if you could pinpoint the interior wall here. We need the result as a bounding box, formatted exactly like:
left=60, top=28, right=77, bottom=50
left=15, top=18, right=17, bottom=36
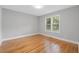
left=2, top=8, right=38, bottom=40
left=39, top=6, right=79, bottom=42
left=0, top=7, right=2, bottom=40
left=2, top=6, right=79, bottom=43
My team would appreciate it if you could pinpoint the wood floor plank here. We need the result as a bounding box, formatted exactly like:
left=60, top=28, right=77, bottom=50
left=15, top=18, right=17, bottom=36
left=0, top=34, right=78, bottom=53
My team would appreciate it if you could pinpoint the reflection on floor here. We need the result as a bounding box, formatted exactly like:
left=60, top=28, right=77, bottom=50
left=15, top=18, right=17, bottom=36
left=0, top=34, right=78, bottom=53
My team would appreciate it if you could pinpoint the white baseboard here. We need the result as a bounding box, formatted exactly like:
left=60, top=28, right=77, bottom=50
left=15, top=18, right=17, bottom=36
left=0, top=33, right=79, bottom=46
left=39, top=33, right=79, bottom=45
left=0, top=33, right=38, bottom=45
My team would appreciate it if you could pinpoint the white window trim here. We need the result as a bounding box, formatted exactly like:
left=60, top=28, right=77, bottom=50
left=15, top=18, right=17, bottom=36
left=45, top=15, right=60, bottom=33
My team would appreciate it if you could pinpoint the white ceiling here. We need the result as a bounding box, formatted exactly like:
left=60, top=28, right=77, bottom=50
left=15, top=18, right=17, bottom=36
left=1, top=5, right=75, bottom=16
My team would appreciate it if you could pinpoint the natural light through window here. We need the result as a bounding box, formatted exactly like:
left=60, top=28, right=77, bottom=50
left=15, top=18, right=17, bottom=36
left=45, top=15, right=60, bottom=33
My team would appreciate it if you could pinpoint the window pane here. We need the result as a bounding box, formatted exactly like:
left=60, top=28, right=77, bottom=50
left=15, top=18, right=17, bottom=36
left=52, top=16, right=59, bottom=32
left=46, top=18, right=51, bottom=25
left=53, top=16, right=59, bottom=24
left=53, top=24, right=59, bottom=31
left=46, top=25, right=51, bottom=30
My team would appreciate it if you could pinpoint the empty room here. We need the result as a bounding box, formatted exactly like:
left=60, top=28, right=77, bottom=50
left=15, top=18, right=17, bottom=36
left=0, top=5, right=79, bottom=53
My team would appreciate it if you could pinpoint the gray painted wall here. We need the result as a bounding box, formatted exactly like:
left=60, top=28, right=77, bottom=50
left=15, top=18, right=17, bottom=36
left=2, top=8, right=38, bottom=40
left=1, top=6, right=79, bottom=42
left=0, top=7, right=2, bottom=40
left=39, top=6, right=79, bottom=42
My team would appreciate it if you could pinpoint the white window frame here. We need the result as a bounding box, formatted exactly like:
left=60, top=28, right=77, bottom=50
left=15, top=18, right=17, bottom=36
left=45, top=15, right=60, bottom=33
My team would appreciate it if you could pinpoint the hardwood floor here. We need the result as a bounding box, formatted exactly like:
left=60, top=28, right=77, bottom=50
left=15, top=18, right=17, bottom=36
left=45, top=37, right=78, bottom=53
left=0, top=34, right=78, bottom=53
left=78, top=45, right=79, bottom=53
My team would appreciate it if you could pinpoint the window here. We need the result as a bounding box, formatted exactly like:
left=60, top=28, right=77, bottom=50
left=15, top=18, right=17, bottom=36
left=45, top=15, right=60, bottom=33
left=45, top=17, right=51, bottom=31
